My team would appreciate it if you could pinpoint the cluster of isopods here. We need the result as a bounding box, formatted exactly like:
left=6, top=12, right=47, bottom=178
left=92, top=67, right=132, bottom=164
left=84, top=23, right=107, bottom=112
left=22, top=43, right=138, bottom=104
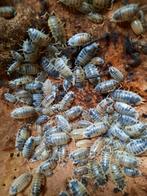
left=5, top=16, right=147, bottom=195
left=58, top=1, right=147, bottom=35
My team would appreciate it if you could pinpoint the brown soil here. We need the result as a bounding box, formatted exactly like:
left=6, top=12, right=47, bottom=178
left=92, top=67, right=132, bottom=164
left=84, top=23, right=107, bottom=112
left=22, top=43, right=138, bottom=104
left=0, top=0, right=147, bottom=196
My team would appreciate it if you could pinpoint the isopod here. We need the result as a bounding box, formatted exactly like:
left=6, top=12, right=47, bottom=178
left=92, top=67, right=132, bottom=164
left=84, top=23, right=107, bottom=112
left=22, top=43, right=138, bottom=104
left=125, top=122, right=146, bottom=138
left=89, top=137, right=104, bottom=158
left=124, top=167, right=141, bottom=177
left=16, top=64, right=39, bottom=75
left=25, top=81, right=43, bottom=92
left=22, top=136, right=36, bottom=159
left=111, top=4, right=140, bottom=22
left=0, top=6, right=16, bottom=19
left=69, top=148, right=90, bottom=163
left=4, top=93, right=17, bottom=103
left=73, top=66, right=85, bottom=88
left=76, top=139, right=93, bottom=148
left=46, top=132, right=70, bottom=146
left=75, top=42, right=99, bottom=66
left=9, top=76, right=34, bottom=88
left=96, top=97, right=114, bottom=114
left=126, top=138, right=147, bottom=155
left=95, top=79, right=119, bottom=94
left=84, top=63, right=100, bottom=85
left=59, top=91, right=75, bottom=110
left=11, top=106, right=37, bottom=119
left=110, top=163, right=126, bottom=191
left=56, top=115, right=71, bottom=132
left=87, top=12, right=104, bottom=24
left=84, top=122, right=108, bottom=138
left=108, top=66, right=124, bottom=82
left=9, top=172, right=32, bottom=195
left=114, top=102, right=139, bottom=118
left=31, top=172, right=45, bottom=196
left=114, top=150, right=139, bottom=167
left=68, top=33, right=91, bottom=47
left=65, top=106, right=83, bottom=121
left=28, top=28, right=48, bottom=46
left=68, top=179, right=89, bottom=196
left=48, top=14, right=65, bottom=44
left=73, top=166, right=89, bottom=176
left=111, top=89, right=143, bottom=105
left=109, top=124, right=130, bottom=142
left=54, top=57, right=73, bottom=80
left=93, top=0, right=112, bottom=10
left=100, top=146, right=111, bottom=174
left=117, top=114, right=138, bottom=126
left=15, top=125, right=31, bottom=151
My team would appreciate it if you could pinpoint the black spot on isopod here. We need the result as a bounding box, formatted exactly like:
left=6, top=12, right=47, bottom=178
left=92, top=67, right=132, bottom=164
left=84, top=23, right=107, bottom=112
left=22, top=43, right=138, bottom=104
left=2, top=183, right=6, bottom=186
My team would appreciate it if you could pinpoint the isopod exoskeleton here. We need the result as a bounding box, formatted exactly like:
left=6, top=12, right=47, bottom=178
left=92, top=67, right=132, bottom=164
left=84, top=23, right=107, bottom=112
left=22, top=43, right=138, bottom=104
left=68, top=33, right=91, bottom=47
left=11, top=106, right=37, bottom=119
left=9, top=172, right=32, bottom=195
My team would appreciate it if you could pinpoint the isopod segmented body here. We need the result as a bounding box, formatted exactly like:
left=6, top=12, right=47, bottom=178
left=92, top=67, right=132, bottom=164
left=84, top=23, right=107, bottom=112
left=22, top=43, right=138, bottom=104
left=16, top=64, right=39, bottom=75
left=56, top=115, right=71, bottom=132
left=114, top=102, right=139, bottom=118
left=93, top=0, right=112, bottom=10
left=124, top=167, right=141, bottom=177
left=54, top=57, right=73, bottom=80
left=90, top=57, right=105, bottom=66
left=69, top=148, right=90, bottom=164
left=70, top=128, right=85, bottom=140
left=11, top=106, right=37, bottom=119
left=111, top=4, right=140, bottom=22
left=109, top=124, right=130, bottom=142
left=31, top=172, right=45, bottom=196
left=68, top=179, right=89, bottom=196
left=38, top=158, right=58, bottom=175
left=126, top=138, right=147, bottom=155
left=35, top=115, right=49, bottom=125
left=46, top=132, right=70, bottom=146
left=9, top=172, right=32, bottom=195
left=25, top=81, right=43, bottom=92
left=88, top=161, right=107, bottom=187
left=63, top=79, right=72, bottom=92
left=4, top=93, right=17, bottom=103
left=65, top=106, right=83, bottom=121
left=114, top=150, right=139, bottom=167
left=89, top=137, right=104, bottom=158
left=28, top=28, right=48, bottom=46
left=100, top=146, right=111, bottom=174
left=108, top=66, right=124, bottom=82
left=22, top=40, right=39, bottom=63
left=15, top=125, right=30, bottom=151
left=95, top=79, right=119, bottom=94
left=59, top=91, right=75, bottom=110
left=76, top=139, right=92, bottom=148
left=72, top=120, right=92, bottom=129
left=110, top=163, right=126, bottom=191
left=87, top=12, right=104, bottom=24
left=88, top=108, right=101, bottom=122
left=73, top=165, right=89, bottom=176
left=75, top=42, right=99, bottom=66
left=111, top=89, right=143, bottom=105
left=84, top=63, right=100, bottom=85
left=117, top=115, right=138, bottom=126
left=68, top=33, right=91, bottom=47
left=84, top=122, right=108, bottom=138
left=73, top=66, right=85, bottom=88
left=48, top=14, right=65, bottom=45
left=0, top=6, right=16, bottom=19
left=41, top=57, right=59, bottom=78
left=22, top=136, right=36, bottom=159
left=124, top=122, right=146, bottom=138
left=96, top=97, right=114, bottom=114
left=9, top=76, right=34, bottom=88
left=77, top=2, right=95, bottom=14
left=32, top=93, right=43, bottom=107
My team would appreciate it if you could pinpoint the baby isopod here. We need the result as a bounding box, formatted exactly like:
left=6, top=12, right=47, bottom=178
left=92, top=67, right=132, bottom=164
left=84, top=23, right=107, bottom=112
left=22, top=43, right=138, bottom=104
left=108, top=66, right=124, bottom=82
left=123, top=167, right=141, bottom=177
